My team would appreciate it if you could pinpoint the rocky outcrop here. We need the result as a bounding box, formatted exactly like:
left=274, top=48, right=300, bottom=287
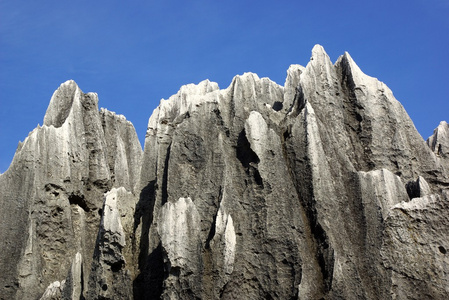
left=428, top=121, right=449, bottom=159
left=0, top=81, right=142, bottom=300
left=0, top=46, right=448, bottom=299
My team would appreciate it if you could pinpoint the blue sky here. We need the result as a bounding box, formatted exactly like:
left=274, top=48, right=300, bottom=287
left=1, top=0, right=448, bottom=172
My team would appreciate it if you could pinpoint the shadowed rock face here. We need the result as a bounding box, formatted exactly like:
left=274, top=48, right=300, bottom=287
left=1, top=46, right=448, bottom=300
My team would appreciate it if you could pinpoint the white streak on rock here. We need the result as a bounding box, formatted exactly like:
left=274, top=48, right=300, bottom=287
left=103, top=188, right=126, bottom=247
left=212, top=200, right=236, bottom=275
left=39, top=280, right=65, bottom=300
left=223, top=215, right=236, bottom=275
left=427, top=121, right=449, bottom=157
left=69, top=252, right=83, bottom=300
left=393, top=194, right=438, bottom=211
left=158, top=197, right=201, bottom=267
left=358, top=168, right=409, bottom=217
left=245, top=111, right=269, bottom=156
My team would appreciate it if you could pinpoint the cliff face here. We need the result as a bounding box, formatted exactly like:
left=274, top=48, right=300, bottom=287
left=0, top=81, right=142, bottom=300
left=0, top=45, right=448, bottom=300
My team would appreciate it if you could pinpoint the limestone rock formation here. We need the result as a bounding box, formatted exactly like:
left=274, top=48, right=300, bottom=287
left=427, top=121, right=449, bottom=159
left=0, top=81, right=142, bottom=300
left=86, top=188, right=134, bottom=299
left=0, top=45, right=448, bottom=299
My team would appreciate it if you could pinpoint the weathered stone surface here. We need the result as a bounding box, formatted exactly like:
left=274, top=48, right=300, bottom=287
left=62, top=252, right=83, bottom=300
left=428, top=121, right=449, bottom=159
left=0, top=81, right=142, bottom=300
left=1, top=46, right=448, bottom=299
left=382, top=191, right=449, bottom=299
left=157, top=197, right=203, bottom=299
left=133, top=45, right=448, bottom=299
left=86, top=188, right=134, bottom=300
left=40, top=281, right=65, bottom=300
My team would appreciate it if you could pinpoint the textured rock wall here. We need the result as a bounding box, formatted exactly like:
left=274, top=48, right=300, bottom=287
left=0, top=81, right=142, bottom=300
left=0, top=46, right=448, bottom=299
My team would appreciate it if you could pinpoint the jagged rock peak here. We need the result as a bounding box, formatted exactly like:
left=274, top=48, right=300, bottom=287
left=1, top=45, right=449, bottom=300
left=231, top=71, right=281, bottom=86
left=310, top=44, right=332, bottom=64
left=43, top=80, right=96, bottom=128
left=176, top=79, right=220, bottom=96
left=0, top=79, right=143, bottom=299
left=150, top=45, right=387, bottom=125
left=335, top=49, right=387, bottom=92
left=100, top=107, right=131, bottom=124
left=427, top=120, right=449, bottom=157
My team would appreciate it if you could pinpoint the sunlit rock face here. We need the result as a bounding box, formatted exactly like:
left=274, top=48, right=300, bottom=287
left=427, top=121, right=449, bottom=160
left=1, top=46, right=448, bottom=299
left=0, top=81, right=142, bottom=300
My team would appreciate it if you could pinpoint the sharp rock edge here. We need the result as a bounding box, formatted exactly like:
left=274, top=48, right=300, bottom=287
left=0, top=45, right=448, bottom=300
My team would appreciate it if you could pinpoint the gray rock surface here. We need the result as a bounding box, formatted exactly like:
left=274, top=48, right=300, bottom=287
left=427, top=121, right=449, bottom=159
left=0, top=81, right=142, bottom=300
left=86, top=187, right=134, bottom=299
left=0, top=46, right=448, bottom=299
left=382, top=190, right=449, bottom=299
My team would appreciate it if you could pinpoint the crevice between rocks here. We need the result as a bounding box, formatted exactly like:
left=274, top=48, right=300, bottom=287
left=69, top=194, right=90, bottom=212
left=280, top=121, right=334, bottom=294
left=133, top=179, right=164, bottom=300
left=236, top=129, right=263, bottom=188
left=161, top=143, right=172, bottom=205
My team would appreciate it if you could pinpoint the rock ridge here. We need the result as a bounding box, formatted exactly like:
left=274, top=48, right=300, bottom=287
left=0, top=45, right=448, bottom=300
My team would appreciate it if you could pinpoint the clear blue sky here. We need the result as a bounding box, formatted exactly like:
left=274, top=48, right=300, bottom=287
left=1, top=0, right=448, bottom=173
